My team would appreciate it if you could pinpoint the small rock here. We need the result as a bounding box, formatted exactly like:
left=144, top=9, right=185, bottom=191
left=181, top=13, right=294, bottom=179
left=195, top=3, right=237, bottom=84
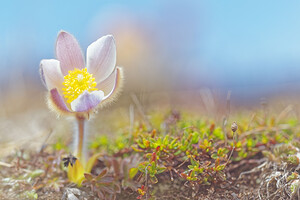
left=67, top=188, right=81, bottom=196
left=67, top=193, right=79, bottom=200
left=62, top=187, right=81, bottom=200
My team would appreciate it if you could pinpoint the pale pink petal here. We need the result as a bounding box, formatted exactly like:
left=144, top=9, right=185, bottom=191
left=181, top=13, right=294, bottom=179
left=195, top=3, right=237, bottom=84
left=70, top=90, right=104, bottom=112
left=97, top=68, right=117, bottom=96
left=56, top=31, right=85, bottom=75
left=49, top=88, right=71, bottom=112
left=102, top=67, right=123, bottom=100
left=87, top=35, right=116, bottom=82
left=40, top=59, right=64, bottom=90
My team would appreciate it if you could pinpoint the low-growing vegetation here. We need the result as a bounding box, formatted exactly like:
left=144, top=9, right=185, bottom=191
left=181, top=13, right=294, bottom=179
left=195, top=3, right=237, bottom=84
left=1, top=102, right=300, bottom=199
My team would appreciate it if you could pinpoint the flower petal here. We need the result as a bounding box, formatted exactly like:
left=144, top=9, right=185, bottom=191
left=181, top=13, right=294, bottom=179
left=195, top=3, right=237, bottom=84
left=49, top=88, right=71, bottom=113
left=102, top=67, right=123, bottom=101
left=40, top=59, right=64, bottom=90
left=56, top=31, right=85, bottom=75
left=97, top=68, right=117, bottom=96
left=70, top=90, right=104, bottom=112
left=87, top=35, right=116, bottom=82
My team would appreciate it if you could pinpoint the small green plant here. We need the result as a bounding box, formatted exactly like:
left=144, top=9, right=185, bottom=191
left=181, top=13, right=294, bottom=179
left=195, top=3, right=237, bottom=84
left=136, top=147, right=166, bottom=184
left=136, top=185, right=146, bottom=199
left=82, top=168, right=120, bottom=199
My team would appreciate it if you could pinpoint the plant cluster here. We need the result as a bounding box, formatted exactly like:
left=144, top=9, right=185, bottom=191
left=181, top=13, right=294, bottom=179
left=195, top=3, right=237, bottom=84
left=2, top=107, right=300, bottom=199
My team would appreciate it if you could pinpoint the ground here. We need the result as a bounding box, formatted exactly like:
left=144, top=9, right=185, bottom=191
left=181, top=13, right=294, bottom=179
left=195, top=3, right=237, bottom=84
left=1, top=91, right=300, bottom=200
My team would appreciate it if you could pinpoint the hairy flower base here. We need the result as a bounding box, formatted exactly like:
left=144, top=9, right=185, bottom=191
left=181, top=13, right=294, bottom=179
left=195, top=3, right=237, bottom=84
left=62, top=68, right=97, bottom=103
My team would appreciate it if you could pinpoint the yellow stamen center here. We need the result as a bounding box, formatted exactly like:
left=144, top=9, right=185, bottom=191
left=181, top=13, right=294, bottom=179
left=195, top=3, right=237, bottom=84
left=62, top=68, right=97, bottom=103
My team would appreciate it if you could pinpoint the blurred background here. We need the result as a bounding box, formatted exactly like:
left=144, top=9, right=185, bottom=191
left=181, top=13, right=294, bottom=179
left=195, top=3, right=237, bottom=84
left=2, top=0, right=300, bottom=100
left=1, top=0, right=300, bottom=155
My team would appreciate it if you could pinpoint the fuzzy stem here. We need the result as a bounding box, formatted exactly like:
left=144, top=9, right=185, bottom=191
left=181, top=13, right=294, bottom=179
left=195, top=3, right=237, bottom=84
left=75, top=115, right=86, bottom=164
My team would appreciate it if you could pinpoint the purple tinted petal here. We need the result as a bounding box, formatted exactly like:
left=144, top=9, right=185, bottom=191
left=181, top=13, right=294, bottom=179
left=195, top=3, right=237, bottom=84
left=87, top=35, right=116, bottom=82
left=56, top=31, right=85, bottom=75
left=40, top=59, right=64, bottom=90
left=49, top=88, right=71, bottom=112
left=70, top=90, right=104, bottom=112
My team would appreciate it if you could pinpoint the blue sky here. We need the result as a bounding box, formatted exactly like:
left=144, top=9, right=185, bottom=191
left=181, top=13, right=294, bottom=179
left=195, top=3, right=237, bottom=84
left=1, top=0, right=300, bottom=95
left=202, top=1, right=300, bottom=86
left=205, top=0, right=300, bottom=64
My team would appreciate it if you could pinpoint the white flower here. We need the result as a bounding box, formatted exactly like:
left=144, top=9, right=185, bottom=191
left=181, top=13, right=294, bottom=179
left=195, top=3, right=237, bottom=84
left=40, top=31, right=123, bottom=114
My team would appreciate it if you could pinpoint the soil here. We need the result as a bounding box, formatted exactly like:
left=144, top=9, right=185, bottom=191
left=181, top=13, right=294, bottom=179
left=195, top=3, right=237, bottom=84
left=0, top=149, right=282, bottom=200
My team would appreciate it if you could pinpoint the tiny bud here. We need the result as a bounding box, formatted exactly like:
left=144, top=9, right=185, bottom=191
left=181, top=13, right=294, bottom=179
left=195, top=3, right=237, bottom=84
left=151, top=152, right=157, bottom=163
left=151, top=129, right=157, bottom=138
left=156, top=146, right=160, bottom=152
left=231, top=122, right=238, bottom=133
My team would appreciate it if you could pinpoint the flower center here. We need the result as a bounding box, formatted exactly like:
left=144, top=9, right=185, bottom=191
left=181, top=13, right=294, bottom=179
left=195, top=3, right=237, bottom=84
left=62, top=68, right=97, bottom=103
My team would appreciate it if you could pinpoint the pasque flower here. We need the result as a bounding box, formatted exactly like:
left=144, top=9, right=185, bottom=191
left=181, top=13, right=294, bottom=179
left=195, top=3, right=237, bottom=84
left=40, top=31, right=123, bottom=114
left=40, top=31, right=123, bottom=185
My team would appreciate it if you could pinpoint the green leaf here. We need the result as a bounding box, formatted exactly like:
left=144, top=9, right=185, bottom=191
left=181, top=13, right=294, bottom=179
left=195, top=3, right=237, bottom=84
left=131, top=145, right=144, bottom=152
left=150, top=176, right=158, bottom=184
left=143, top=138, right=150, bottom=148
left=246, top=138, right=253, bottom=148
left=213, top=127, right=224, bottom=140
left=287, top=172, right=299, bottom=182
left=203, top=139, right=209, bottom=147
left=163, top=135, right=169, bottom=146
left=24, top=191, right=38, bottom=200
left=235, top=141, right=242, bottom=148
left=216, top=165, right=225, bottom=171
left=129, top=167, right=138, bottom=179
left=137, top=140, right=146, bottom=148
left=169, top=138, right=178, bottom=149
left=157, top=166, right=166, bottom=174
left=288, top=118, right=298, bottom=127
left=211, top=153, right=218, bottom=160
left=86, top=153, right=102, bottom=173
left=151, top=161, right=156, bottom=171
left=27, top=169, right=44, bottom=179
left=198, top=167, right=204, bottom=173
left=191, top=132, right=200, bottom=144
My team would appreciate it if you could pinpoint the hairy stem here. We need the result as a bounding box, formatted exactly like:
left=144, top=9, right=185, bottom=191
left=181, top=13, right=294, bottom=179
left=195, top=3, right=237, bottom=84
left=75, top=115, right=87, bottom=164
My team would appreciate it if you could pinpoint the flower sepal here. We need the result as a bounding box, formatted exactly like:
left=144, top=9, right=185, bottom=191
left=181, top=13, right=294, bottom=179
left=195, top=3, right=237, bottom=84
left=67, top=153, right=103, bottom=186
left=67, top=159, right=85, bottom=186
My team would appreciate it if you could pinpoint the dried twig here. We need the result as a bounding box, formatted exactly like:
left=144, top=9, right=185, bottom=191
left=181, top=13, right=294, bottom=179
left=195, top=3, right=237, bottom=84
left=0, top=161, right=31, bottom=173
left=131, top=93, right=151, bottom=129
